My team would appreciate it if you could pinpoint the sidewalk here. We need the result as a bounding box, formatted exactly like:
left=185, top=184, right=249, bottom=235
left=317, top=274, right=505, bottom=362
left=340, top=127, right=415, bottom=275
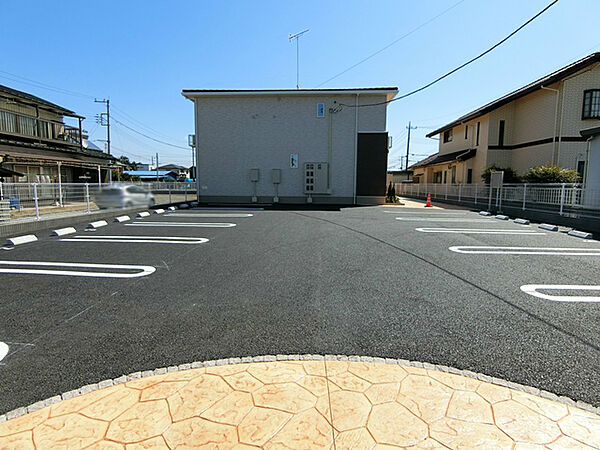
left=1, top=356, right=598, bottom=448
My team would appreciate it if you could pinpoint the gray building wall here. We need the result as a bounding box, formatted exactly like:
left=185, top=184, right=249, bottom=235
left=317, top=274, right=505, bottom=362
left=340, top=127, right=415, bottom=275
left=192, top=93, right=389, bottom=203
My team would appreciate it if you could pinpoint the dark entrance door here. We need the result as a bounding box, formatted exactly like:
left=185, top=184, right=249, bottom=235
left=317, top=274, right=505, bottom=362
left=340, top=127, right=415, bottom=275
left=356, top=132, right=389, bottom=197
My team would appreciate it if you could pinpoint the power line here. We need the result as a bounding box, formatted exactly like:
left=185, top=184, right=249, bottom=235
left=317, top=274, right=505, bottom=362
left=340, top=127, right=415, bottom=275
left=341, top=0, right=559, bottom=108
left=112, top=118, right=189, bottom=150
left=317, top=0, right=466, bottom=87
left=0, top=70, right=95, bottom=99
left=111, top=106, right=184, bottom=142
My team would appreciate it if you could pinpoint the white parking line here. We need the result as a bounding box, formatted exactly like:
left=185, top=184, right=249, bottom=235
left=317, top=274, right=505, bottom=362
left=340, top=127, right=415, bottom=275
left=384, top=211, right=468, bottom=215
left=165, top=213, right=253, bottom=218
left=60, top=236, right=209, bottom=244
left=0, top=261, right=156, bottom=278
left=449, top=246, right=600, bottom=255
left=416, top=228, right=543, bottom=235
left=521, top=285, right=600, bottom=302
left=0, top=342, right=8, bottom=362
left=396, top=217, right=493, bottom=222
left=125, top=222, right=236, bottom=228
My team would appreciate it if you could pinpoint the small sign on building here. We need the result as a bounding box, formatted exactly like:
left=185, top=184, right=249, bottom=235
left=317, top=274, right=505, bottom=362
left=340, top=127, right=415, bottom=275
left=290, top=153, right=299, bottom=168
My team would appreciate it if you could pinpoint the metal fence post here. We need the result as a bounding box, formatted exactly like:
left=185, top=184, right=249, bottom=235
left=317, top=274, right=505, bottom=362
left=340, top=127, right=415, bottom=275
left=168, top=184, right=172, bottom=203
left=0, top=181, right=3, bottom=201
left=85, top=183, right=90, bottom=213
left=458, top=184, right=462, bottom=202
left=559, top=183, right=566, bottom=215
left=522, top=184, right=527, bottom=210
left=445, top=183, right=448, bottom=200
left=184, top=183, right=188, bottom=201
left=474, top=185, right=478, bottom=205
left=33, top=183, right=39, bottom=220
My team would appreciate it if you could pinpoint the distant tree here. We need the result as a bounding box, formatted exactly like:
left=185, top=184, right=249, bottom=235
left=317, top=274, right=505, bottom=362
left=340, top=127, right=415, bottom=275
left=523, top=163, right=581, bottom=183
left=117, top=155, right=140, bottom=170
left=481, top=164, right=522, bottom=183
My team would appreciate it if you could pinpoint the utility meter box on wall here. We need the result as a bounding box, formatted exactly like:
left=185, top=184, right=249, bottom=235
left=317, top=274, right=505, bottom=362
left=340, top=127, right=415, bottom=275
left=249, top=169, right=260, bottom=182
left=304, top=162, right=329, bottom=194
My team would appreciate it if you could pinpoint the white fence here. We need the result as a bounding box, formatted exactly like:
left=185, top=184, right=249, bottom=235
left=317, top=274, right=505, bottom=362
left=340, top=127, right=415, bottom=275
left=0, top=182, right=195, bottom=221
left=397, top=183, right=600, bottom=216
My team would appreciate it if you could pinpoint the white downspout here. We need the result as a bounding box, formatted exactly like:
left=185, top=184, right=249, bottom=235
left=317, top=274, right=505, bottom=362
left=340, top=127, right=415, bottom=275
left=194, top=100, right=201, bottom=202
left=540, top=85, right=560, bottom=165
left=557, top=80, right=566, bottom=166
left=353, top=94, right=359, bottom=204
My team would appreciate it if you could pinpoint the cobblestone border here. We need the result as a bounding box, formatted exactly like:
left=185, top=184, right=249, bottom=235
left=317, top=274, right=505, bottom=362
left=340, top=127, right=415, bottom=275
left=2, top=354, right=599, bottom=423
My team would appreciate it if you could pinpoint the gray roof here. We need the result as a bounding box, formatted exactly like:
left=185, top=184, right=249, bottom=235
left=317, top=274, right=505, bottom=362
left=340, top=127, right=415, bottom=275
left=0, top=84, right=77, bottom=116
left=182, top=87, right=398, bottom=102
left=426, top=52, right=600, bottom=138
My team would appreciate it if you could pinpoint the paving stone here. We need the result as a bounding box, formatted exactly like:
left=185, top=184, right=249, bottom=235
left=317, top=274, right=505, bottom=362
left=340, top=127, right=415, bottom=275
left=1, top=357, right=598, bottom=448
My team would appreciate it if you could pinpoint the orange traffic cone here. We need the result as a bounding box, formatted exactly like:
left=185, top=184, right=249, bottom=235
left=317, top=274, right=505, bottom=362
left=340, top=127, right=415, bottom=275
left=424, top=193, right=432, bottom=207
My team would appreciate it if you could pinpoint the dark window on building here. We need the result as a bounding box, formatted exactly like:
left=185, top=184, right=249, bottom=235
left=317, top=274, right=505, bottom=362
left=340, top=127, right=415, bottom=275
left=582, top=90, right=600, bottom=119
left=443, top=171, right=447, bottom=183
left=434, top=171, right=442, bottom=183
left=451, top=166, right=456, bottom=184
left=498, top=120, right=505, bottom=146
left=467, top=169, right=473, bottom=184
left=464, top=126, right=468, bottom=139
left=577, top=160, right=586, bottom=181
left=476, top=122, right=480, bottom=146
left=443, top=129, right=453, bottom=143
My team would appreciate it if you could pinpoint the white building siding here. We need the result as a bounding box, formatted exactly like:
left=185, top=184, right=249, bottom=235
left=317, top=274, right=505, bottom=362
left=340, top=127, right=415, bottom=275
left=193, top=93, right=389, bottom=201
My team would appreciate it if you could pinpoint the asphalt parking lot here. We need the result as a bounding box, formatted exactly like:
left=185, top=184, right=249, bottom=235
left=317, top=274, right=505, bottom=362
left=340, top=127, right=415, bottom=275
left=1, top=203, right=600, bottom=413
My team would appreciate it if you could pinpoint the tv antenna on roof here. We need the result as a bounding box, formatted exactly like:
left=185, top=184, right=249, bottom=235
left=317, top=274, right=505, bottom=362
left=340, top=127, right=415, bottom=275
left=289, top=29, right=309, bottom=89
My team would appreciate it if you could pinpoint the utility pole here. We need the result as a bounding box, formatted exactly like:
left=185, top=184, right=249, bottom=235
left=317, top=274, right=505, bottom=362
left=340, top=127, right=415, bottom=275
left=405, top=121, right=418, bottom=170
left=289, top=29, right=309, bottom=89
left=155, top=152, right=159, bottom=181
left=95, top=98, right=111, bottom=182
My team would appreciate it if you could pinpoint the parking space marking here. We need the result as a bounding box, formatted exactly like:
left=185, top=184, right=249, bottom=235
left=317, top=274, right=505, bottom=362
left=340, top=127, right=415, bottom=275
left=165, top=213, right=253, bottom=218
left=0, top=342, right=8, bottom=362
left=0, top=261, right=156, bottom=278
left=449, top=246, right=600, bottom=255
left=521, top=285, right=600, bottom=302
left=384, top=211, right=469, bottom=215
left=125, top=222, right=236, bottom=228
left=396, top=217, right=494, bottom=222
left=60, top=236, right=209, bottom=244
left=416, top=228, right=543, bottom=235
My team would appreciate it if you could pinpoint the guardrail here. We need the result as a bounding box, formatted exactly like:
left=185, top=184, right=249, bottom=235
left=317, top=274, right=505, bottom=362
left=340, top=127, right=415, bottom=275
left=396, top=183, right=600, bottom=218
left=0, top=182, right=195, bottom=222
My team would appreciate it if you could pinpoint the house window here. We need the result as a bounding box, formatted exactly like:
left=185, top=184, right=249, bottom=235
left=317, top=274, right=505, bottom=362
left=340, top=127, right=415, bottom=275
left=451, top=166, right=456, bottom=184
left=443, top=171, right=447, bottom=184
left=577, top=160, right=586, bottom=181
left=464, top=126, right=468, bottom=139
left=443, top=129, right=453, bottom=143
left=582, top=90, right=600, bottom=119
left=498, top=120, right=505, bottom=146
left=467, top=169, right=473, bottom=184
left=476, top=122, right=480, bottom=146
left=434, top=171, right=442, bottom=183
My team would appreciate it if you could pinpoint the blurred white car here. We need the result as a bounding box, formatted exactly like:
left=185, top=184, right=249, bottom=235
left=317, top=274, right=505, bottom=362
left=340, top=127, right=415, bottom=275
left=95, top=185, right=155, bottom=209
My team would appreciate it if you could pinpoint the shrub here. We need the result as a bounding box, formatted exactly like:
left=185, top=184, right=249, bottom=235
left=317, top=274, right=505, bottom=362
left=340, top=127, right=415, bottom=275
left=481, top=165, right=521, bottom=183
left=523, top=163, right=581, bottom=183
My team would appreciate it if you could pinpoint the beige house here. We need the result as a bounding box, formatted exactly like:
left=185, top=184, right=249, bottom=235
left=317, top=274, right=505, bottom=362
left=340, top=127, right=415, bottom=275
left=412, top=53, right=600, bottom=186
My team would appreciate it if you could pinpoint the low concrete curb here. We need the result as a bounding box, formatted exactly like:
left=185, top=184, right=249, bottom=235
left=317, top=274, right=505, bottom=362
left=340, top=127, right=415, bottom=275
left=539, top=223, right=559, bottom=231
left=6, top=234, right=38, bottom=246
left=0, top=207, right=150, bottom=239
left=568, top=230, right=593, bottom=239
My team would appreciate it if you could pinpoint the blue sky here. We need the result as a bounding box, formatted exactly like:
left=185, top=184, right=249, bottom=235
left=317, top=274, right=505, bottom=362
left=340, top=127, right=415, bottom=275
left=1, top=0, right=599, bottom=169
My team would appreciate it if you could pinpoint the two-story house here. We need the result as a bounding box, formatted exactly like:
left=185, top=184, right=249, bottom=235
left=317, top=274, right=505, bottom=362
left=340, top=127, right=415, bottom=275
left=0, top=84, right=114, bottom=183
left=411, top=52, right=600, bottom=187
